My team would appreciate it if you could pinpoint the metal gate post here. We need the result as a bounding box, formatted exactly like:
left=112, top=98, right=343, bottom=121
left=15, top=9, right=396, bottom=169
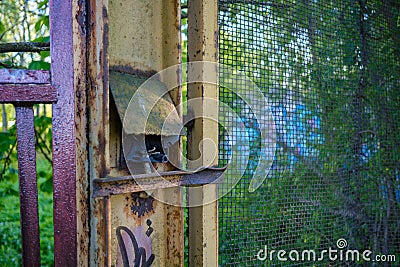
left=86, top=0, right=110, bottom=265
left=187, top=0, right=219, bottom=266
left=86, top=0, right=223, bottom=265
left=0, top=80, right=56, bottom=267
left=15, top=105, right=41, bottom=266
left=51, top=0, right=86, bottom=265
left=0, top=0, right=86, bottom=265
left=89, top=0, right=184, bottom=266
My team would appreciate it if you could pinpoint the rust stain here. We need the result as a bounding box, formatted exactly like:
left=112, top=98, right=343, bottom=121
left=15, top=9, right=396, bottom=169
left=166, top=200, right=183, bottom=260
left=130, top=192, right=156, bottom=218
left=102, top=5, right=109, bottom=117
left=86, top=0, right=109, bottom=265
left=75, top=0, right=86, bottom=36
left=73, top=0, right=89, bottom=264
left=98, top=131, right=108, bottom=178
left=121, top=192, right=158, bottom=226
left=109, top=65, right=157, bottom=78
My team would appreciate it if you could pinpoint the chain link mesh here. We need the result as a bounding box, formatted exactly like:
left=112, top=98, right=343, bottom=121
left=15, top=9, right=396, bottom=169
left=218, top=0, right=400, bottom=265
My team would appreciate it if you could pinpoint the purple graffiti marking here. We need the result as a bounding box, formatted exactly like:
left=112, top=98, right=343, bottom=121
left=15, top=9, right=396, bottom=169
left=116, top=220, right=155, bottom=267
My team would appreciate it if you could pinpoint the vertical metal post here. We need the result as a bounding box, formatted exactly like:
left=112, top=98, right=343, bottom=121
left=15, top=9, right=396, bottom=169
left=71, top=0, right=89, bottom=265
left=15, top=105, right=41, bottom=267
left=104, top=196, right=112, bottom=266
left=50, top=0, right=77, bottom=265
left=87, top=0, right=109, bottom=265
left=187, top=0, right=219, bottom=266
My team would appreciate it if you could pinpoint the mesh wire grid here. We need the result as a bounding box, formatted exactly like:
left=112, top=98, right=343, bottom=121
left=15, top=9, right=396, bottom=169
left=217, top=0, right=400, bottom=266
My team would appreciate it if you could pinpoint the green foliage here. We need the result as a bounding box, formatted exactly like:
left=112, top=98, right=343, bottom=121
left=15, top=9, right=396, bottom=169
left=0, top=1, right=53, bottom=265
left=0, top=195, right=21, bottom=266
left=218, top=0, right=400, bottom=265
left=0, top=171, right=53, bottom=267
left=0, top=111, right=54, bottom=266
left=0, top=0, right=50, bottom=68
left=28, top=61, right=50, bottom=70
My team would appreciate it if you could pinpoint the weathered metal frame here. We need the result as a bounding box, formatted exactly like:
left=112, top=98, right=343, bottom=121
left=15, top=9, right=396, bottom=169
left=0, top=0, right=220, bottom=265
left=104, top=1, right=185, bottom=266
left=72, top=0, right=88, bottom=265
left=50, top=0, right=86, bottom=264
left=0, top=85, right=56, bottom=103
left=15, top=105, right=41, bottom=266
left=0, top=69, right=51, bottom=84
left=85, top=0, right=110, bottom=266
left=187, top=0, right=219, bottom=266
left=0, top=78, right=54, bottom=266
left=0, top=0, right=85, bottom=265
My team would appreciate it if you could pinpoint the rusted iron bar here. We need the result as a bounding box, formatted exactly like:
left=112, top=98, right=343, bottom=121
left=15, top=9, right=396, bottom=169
left=50, top=0, right=77, bottom=265
left=92, top=167, right=225, bottom=198
left=72, top=0, right=89, bottom=265
left=0, top=42, right=50, bottom=53
left=87, top=0, right=109, bottom=264
left=15, top=105, right=41, bottom=267
left=104, top=196, right=112, bottom=267
left=0, top=69, right=51, bottom=84
left=0, top=85, right=56, bottom=103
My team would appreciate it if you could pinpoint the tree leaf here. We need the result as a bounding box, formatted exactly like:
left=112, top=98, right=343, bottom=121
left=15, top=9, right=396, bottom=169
left=28, top=61, right=50, bottom=70
left=0, top=22, right=5, bottom=35
left=32, top=35, right=50, bottom=43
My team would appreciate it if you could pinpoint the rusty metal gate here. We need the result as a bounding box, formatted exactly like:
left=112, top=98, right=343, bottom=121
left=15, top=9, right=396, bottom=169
left=1, top=0, right=221, bottom=266
left=0, top=0, right=79, bottom=266
left=2, top=0, right=398, bottom=266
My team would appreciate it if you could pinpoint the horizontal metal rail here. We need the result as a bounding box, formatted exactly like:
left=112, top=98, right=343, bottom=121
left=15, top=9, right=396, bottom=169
left=92, top=167, right=226, bottom=197
left=0, top=84, right=56, bottom=103
left=0, top=69, right=51, bottom=84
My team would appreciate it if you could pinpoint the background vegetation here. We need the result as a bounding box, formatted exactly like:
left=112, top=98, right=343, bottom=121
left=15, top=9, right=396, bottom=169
left=218, top=0, right=400, bottom=266
left=0, top=0, right=399, bottom=266
left=0, top=0, right=53, bottom=266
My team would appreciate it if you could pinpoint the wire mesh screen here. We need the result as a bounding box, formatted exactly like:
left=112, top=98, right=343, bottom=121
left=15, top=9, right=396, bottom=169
left=218, top=0, right=400, bottom=266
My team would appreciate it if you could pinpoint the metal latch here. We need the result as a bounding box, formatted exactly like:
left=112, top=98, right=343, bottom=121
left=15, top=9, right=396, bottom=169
left=92, top=166, right=226, bottom=198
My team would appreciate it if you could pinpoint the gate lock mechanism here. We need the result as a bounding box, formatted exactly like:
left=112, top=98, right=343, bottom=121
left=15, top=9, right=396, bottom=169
left=93, top=71, right=226, bottom=198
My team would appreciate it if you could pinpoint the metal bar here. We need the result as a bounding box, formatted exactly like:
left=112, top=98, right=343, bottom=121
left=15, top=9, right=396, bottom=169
left=104, top=196, right=112, bottom=267
left=71, top=0, right=89, bottom=264
left=50, top=0, right=77, bottom=265
left=92, top=168, right=225, bottom=197
left=0, top=84, right=56, bottom=103
left=187, top=0, right=219, bottom=265
left=15, top=105, right=41, bottom=267
left=87, top=0, right=109, bottom=265
left=0, top=69, right=51, bottom=84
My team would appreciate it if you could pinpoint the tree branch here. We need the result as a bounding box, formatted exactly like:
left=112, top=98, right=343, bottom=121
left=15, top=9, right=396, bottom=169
left=0, top=42, right=50, bottom=53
